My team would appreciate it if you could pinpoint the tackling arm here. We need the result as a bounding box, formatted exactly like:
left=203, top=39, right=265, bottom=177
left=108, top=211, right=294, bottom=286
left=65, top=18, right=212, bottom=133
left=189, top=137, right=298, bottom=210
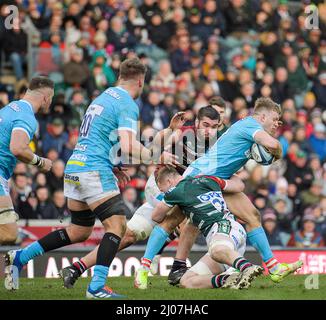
left=151, top=201, right=174, bottom=224
left=119, top=129, right=178, bottom=165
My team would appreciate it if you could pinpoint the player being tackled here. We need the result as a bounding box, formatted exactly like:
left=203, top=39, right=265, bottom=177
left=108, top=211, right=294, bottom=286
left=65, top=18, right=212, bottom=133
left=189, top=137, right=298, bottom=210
left=134, top=167, right=265, bottom=290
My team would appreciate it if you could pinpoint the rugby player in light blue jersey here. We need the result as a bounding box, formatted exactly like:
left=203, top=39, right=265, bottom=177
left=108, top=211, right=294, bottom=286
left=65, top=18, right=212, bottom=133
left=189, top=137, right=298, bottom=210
left=135, top=97, right=302, bottom=289
left=4, top=58, right=175, bottom=298
left=0, top=77, right=54, bottom=246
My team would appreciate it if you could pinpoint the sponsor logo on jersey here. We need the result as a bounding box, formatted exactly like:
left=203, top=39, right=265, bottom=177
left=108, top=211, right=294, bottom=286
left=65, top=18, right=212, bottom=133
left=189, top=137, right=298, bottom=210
left=245, top=149, right=252, bottom=159
left=105, top=88, right=121, bottom=99
left=197, top=191, right=227, bottom=212
left=75, top=143, right=88, bottom=152
left=70, top=154, right=87, bottom=162
left=9, top=103, right=20, bottom=112
left=64, top=174, right=80, bottom=182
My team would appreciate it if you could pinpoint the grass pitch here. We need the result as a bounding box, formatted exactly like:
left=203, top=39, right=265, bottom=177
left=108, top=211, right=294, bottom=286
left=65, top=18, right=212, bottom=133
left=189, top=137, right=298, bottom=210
left=0, top=275, right=325, bottom=300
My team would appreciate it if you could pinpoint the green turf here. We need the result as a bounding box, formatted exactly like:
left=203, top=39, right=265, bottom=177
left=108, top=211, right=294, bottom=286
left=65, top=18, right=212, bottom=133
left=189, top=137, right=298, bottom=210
left=0, top=275, right=325, bottom=300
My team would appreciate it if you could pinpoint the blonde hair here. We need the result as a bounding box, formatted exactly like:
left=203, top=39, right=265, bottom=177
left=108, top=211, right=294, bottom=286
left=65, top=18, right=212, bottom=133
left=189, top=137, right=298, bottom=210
left=156, top=165, right=179, bottom=185
left=253, top=97, right=282, bottom=116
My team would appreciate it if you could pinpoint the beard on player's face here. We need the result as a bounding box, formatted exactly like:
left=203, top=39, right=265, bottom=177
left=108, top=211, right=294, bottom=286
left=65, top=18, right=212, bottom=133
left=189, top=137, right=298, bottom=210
left=196, top=118, right=219, bottom=140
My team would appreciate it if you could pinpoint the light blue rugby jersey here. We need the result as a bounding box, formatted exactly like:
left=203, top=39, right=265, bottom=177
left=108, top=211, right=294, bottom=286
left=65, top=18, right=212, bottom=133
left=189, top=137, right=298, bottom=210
left=187, top=117, right=263, bottom=179
left=0, top=100, right=37, bottom=180
left=65, top=86, right=139, bottom=174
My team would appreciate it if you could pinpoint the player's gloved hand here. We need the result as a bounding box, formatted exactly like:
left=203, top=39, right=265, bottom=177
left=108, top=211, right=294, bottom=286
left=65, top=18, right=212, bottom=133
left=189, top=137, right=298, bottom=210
left=168, top=112, right=186, bottom=131
left=113, top=166, right=130, bottom=188
left=39, top=158, right=53, bottom=173
left=157, top=151, right=179, bottom=167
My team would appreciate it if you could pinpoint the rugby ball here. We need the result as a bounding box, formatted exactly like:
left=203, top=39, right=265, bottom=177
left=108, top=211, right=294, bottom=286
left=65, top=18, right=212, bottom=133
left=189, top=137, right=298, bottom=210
left=250, top=143, right=275, bottom=165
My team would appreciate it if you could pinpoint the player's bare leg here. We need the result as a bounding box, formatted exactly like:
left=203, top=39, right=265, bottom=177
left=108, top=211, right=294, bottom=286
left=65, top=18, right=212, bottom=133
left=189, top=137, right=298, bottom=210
left=168, top=221, right=199, bottom=285
left=0, top=196, right=18, bottom=244
left=223, top=192, right=303, bottom=282
left=135, top=206, right=185, bottom=289
left=85, top=194, right=127, bottom=299
left=180, top=254, right=227, bottom=289
left=5, top=198, right=93, bottom=290
left=60, top=226, right=138, bottom=288
left=208, top=234, right=263, bottom=289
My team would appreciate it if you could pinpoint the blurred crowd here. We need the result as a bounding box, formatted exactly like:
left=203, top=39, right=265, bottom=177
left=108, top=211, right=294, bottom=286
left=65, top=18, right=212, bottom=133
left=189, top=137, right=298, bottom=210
left=0, top=0, right=325, bottom=248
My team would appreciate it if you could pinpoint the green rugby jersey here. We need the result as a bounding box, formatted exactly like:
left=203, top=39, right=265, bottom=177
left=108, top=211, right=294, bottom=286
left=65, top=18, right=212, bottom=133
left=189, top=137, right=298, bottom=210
left=163, top=175, right=230, bottom=237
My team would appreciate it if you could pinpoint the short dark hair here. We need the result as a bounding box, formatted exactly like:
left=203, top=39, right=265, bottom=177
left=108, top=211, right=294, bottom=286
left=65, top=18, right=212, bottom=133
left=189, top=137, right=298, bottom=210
left=28, top=77, right=54, bottom=91
left=119, top=58, right=146, bottom=80
left=209, top=96, right=226, bottom=109
left=197, top=105, right=220, bottom=122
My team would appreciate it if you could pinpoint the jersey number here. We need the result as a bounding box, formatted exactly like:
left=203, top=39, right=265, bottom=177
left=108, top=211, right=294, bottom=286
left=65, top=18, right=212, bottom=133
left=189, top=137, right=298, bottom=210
left=79, top=104, right=104, bottom=138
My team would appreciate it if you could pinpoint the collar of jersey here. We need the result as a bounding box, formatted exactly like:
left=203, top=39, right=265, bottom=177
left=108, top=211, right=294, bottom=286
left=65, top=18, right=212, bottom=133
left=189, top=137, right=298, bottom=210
left=115, top=86, right=129, bottom=94
left=19, top=99, right=34, bottom=113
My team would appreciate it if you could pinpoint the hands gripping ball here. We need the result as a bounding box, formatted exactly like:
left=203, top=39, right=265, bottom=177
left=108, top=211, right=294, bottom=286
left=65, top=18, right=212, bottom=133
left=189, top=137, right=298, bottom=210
left=251, top=143, right=275, bottom=165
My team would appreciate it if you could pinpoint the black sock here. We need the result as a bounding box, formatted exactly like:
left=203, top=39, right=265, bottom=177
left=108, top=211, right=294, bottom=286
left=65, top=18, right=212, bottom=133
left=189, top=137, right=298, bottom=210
left=96, top=232, right=121, bottom=267
left=171, top=258, right=187, bottom=272
left=38, top=229, right=71, bottom=252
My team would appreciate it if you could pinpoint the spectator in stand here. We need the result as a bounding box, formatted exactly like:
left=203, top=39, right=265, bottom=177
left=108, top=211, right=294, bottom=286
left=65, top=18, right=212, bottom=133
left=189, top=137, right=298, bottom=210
left=147, top=11, right=171, bottom=50
left=35, top=186, right=59, bottom=220
left=33, top=172, right=47, bottom=189
left=286, top=55, right=309, bottom=103
left=68, top=89, right=88, bottom=125
left=42, top=118, right=69, bottom=158
left=309, top=123, right=326, bottom=162
left=61, top=127, right=79, bottom=164
left=318, top=197, right=326, bottom=241
left=63, top=47, right=90, bottom=88
left=288, top=214, right=325, bottom=248
left=140, top=91, right=170, bottom=130
left=12, top=173, right=32, bottom=205
left=53, top=189, right=69, bottom=220
left=122, top=186, right=140, bottom=220
left=293, top=125, right=313, bottom=155
left=300, top=179, right=324, bottom=209
left=170, top=35, right=191, bottom=75
left=309, top=154, right=324, bottom=181
left=3, top=16, right=27, bottom=80
left=262, top=208, right=283, bottom=246
left=149, top=60, right=176, bottom=96
left=273, top=196, right=293, bottom=236
left=224, top=0, right=253, bottom=35
left=271, top=67, right=292, bottom=104
left=285, top=149, right=314, bottom=192
left=107, top=16, right=136, bottom=52
left=46, top=160, right=65, bottom=195
left=17, top=191, right=39, bottom=220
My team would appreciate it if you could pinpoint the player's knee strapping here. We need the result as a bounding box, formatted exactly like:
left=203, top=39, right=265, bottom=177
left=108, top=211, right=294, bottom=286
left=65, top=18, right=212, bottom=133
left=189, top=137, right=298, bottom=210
left=70, top=209, right=96, bottom=227
left=127, top=214, right=154, bottom=241
left=0, top=208, right=19, bottom=224
left=93, top=194, right=129, bottom=221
